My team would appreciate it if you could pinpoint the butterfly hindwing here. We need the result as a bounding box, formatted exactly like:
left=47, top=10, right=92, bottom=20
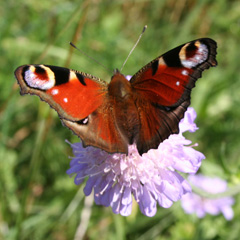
left=62, top=102, right=129, bottom=154
left=134, top=99, right=190, bottom=155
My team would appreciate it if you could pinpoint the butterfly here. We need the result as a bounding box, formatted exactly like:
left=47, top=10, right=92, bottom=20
left=15, top=38, right=217, bottom=155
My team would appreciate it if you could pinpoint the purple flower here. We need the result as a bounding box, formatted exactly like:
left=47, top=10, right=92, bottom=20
left=67, top=107, right=205, bottom=217
left=181, top=174, right=234, bottom=220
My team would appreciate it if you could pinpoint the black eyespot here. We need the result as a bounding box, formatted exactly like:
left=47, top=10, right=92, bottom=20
left=186, top=42, right=198, bottom=52
left=35, top=66, right=46, bottom=74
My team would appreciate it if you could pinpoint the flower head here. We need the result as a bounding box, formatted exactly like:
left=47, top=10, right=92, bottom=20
left=181, top=174, right=234, bottom=220
left=67, top=107, right=205, bottom=217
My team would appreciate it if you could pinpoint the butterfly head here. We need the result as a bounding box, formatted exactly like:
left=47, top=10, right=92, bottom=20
left=109, top=70, right=131, bottom=99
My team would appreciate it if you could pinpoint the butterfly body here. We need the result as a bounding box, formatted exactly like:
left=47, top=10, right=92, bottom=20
left=108, top=71, right=140, bottom=145
left=15, top=38, right=217, bottom=155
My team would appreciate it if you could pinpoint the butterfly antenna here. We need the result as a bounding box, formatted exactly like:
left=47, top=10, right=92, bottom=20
left=70, top=42, right=112, bottom=73
left=120, top=25, right=147, bottom=72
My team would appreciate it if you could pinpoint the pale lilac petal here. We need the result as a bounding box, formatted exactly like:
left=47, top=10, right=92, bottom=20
left=221, top=205, right=234, bottom=220
left=83, top=176, right=99, bottom=196
left=120, top=203, right=132, bottom=216
left=120, top=190, right=132, bottom=217
left=98, top=188, right=111, bottom=207
left=138, top=186, right=157, bottom=217
left=157, top=194, right=173, bottom=208
left=122, top=187, right=132, bottom=205
left=203, top=200, right=219, bottom=215
left=181, top=179, right=192, bottom=194
left=111, top=183, right=121, bottom=203
left=74, top=172, right=86, bottom=185
left=111, top=199, right=121, bottom=214
left=125, top=75, right=132, bottom=81
left=196, top=208, right=206, bottom=218
left=181, top=193, right=197, bottom=214
left=173, top=146, right=205, bottom=174
left=179, top=107, right=198, bottom=133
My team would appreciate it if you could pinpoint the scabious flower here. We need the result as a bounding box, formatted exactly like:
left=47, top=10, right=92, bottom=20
left=181, top=174, right=234, bottom=220
left=67, top=107, right=205, bottom=217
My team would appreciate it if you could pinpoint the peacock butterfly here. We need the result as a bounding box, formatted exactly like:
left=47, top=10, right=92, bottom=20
left=14, top=38, right=217, bottom=155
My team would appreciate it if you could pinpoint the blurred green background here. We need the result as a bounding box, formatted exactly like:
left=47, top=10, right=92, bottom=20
left=1, top=0, right=240, bottom=239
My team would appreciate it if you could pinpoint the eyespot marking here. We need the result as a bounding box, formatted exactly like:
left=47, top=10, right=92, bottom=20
left=24, top=65, right=55, bottom=90
left=179, top=41, right=209, bottom=68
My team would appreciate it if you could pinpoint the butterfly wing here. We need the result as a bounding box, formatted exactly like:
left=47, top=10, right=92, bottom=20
left=130, top=38, right=217, bottom=154
left=61, top=98, right=129, bottom=153
left=14, top=65, right=127, bottom=153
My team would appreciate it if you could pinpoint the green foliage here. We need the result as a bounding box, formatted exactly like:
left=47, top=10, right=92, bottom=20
left=1, top=0, right=240, bottom=239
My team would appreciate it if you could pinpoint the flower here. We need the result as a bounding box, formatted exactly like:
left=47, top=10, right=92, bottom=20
left=181, top=174, right=234, bottom=220
left=67, top=107, right=205, bottom=217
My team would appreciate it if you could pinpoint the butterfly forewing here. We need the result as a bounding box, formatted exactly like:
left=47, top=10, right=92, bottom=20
left=130, top=38, right=217, bottom=107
